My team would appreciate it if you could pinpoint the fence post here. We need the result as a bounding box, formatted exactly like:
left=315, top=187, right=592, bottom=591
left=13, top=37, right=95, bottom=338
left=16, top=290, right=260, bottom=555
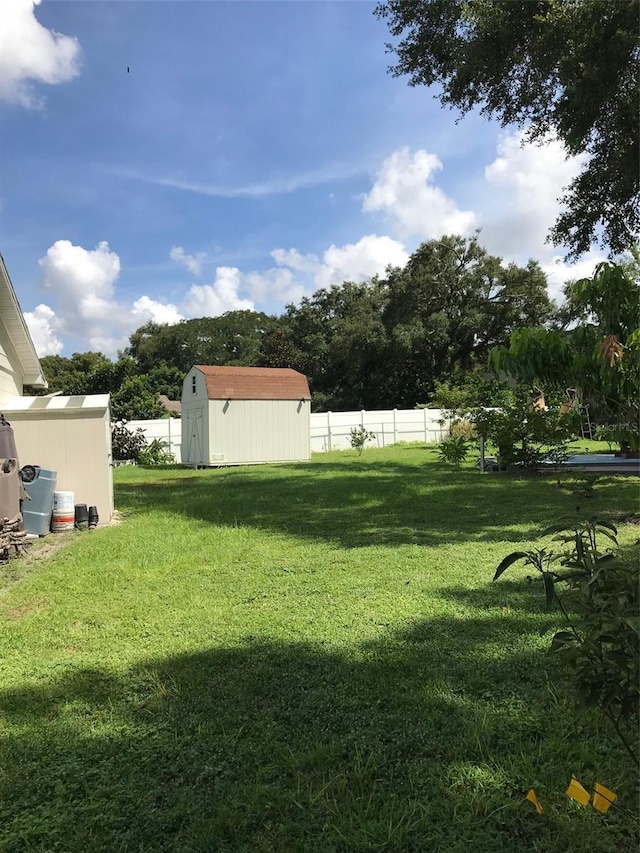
left=423, top=408, right=428, bottom=443
left=327, top=411, right=332, bottom=452
left=361, top=409, right=365, bottom=428
left=393, top=408, right=397, bottom=445
left=167, top=416, right=172, bottom=456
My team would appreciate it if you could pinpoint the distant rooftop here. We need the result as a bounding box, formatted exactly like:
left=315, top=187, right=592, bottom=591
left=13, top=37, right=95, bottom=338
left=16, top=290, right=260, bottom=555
left=159, top=394, right=181, bottom=414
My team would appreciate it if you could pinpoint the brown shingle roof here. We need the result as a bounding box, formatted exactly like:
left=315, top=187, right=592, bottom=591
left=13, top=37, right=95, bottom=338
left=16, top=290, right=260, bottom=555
left=194, top=366, right=310, bottom=401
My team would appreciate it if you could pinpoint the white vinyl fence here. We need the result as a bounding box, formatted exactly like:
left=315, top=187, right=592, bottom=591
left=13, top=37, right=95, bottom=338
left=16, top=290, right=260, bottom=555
left=310, top=408, right=450, bottom=451
left=128, top=408, right=451, bottom=463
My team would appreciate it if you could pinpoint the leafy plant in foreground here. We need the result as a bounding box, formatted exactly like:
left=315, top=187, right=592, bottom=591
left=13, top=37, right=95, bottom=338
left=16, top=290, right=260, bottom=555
left=494, top=517, right=639, bottom=763
left=437, top=436, right=469, bottom=468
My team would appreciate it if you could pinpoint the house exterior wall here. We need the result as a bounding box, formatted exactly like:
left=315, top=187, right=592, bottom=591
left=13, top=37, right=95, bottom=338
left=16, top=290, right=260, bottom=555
left=6, top=408, right=114, bottom=522
left=208, top=398, right=310, bottom=464
left=0, top=322, right=25, bottom=407
left=180, top=367, right=209, bottom=466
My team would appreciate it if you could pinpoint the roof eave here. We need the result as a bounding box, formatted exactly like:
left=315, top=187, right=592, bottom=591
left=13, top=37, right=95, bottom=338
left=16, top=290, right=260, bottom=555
left=0, top=252, right=47, bottom=388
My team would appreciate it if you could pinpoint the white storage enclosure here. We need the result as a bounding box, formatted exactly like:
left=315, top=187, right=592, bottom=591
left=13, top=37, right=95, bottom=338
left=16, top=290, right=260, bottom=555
left=2, top=394, right=114, bottom=523
left=181, top=365, right=311, bottom=466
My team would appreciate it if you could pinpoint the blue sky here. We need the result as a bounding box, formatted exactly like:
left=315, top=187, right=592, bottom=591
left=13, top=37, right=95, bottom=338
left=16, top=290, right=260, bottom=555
left=1, top=0, right=603, bottom=357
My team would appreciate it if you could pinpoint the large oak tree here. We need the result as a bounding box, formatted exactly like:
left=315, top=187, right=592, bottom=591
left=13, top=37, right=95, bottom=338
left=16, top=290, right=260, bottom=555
left=375, top=0, right=639, bottom=258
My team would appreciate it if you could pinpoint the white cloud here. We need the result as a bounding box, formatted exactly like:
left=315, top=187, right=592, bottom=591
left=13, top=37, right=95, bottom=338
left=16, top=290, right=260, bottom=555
left=37, top=240, right=184, bottom=355
left=481, top=131, right=586, bottom=258
left=362, top=147, right=475, bottom=239
left=541, top=252, right=607, bottom=304
left=23, top=303, right=63, bottom=356
left=0, top=0, right=81, bottom=107
left=244, top=267, right=305, bottom=307
left=272, top=234, right=408, bottom=293
left=271, top=248, right=321, bottom=274
left=317, top=235, right=408, bottom=288
left=39, top=239, right=121, bottom=328
left=184, top=267, right=255, bottom=317
left=131, top=295, right=184, bottom=326
left=169, top=245, right=205, bottom=276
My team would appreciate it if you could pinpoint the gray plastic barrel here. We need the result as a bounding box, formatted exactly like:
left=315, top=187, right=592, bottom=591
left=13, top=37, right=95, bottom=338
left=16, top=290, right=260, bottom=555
left=21, top=467, right=57, bottom=536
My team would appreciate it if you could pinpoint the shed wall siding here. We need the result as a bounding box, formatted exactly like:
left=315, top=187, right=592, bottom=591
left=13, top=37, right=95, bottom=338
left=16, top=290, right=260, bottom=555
left=208, top=399, right=310, bottom=464
left=8, top=410, right=114, bottom=520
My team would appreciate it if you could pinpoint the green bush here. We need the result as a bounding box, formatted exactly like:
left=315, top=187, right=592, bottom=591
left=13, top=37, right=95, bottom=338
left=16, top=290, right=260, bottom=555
left=450, top=418, right=476, bottom=441
left=111, top=422, right=146, bottom=462
left=349, top=426, right=376, bottom=455
left=437, top=436, right=469, bottom=467
left=137, top=438, right=175, bottom=466
left=473, top=390, right=579, bottom=469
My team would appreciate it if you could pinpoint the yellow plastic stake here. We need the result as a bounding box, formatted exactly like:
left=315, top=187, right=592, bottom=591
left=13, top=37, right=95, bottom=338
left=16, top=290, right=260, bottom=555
left=592, top=782, right=617, bottom=814
left=566, top=777, right=590, bottom=806
left=526, top=789, right=544, bottom=814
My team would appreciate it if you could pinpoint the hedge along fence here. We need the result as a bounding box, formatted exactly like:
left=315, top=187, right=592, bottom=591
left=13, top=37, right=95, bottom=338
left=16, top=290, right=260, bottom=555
left=126, top=408, right=452, bottom=463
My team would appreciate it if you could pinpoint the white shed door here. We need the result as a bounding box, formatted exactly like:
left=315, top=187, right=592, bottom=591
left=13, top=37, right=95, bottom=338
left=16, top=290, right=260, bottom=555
left=186, top=408, right=204, bottom=465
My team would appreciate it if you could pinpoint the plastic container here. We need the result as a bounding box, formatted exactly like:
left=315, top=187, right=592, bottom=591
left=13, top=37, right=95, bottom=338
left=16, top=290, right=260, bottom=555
left=88, top=505, right=99, bottom=530
left=21, top=467, right=56, bottom=536
left=75, top=503, right=88, bottom=530
left=52, top=491, right=74, bottom=533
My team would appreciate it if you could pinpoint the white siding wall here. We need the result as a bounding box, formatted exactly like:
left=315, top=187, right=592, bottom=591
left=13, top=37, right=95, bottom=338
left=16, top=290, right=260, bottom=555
left=208, top=399, right=310, bottom=464
left=0, top=326, right=24, bottom=407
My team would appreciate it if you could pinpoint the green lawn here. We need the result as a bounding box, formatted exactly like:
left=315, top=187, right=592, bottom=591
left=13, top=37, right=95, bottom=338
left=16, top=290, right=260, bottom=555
left=0, top=446, right=638, bottom=852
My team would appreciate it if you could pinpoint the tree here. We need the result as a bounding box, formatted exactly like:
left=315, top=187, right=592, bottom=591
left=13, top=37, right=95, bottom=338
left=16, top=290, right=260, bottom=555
left=260, top=279, right=390, bottom=411
left=375, top=0, right=640, bottom=258
left=40, top=352, right=112, bottom=394
left=381, top=234, right=553, bottom=406
left=110, top=376, right=165, bottom=421
left=126, top=311, right=277, bottom=374
left=492, top=260, right=640, bottom=427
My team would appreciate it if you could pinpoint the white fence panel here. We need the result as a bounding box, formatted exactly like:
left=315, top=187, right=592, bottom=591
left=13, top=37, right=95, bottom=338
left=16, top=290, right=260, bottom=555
left=128, top=408, right=450, bottom=461
left=128, top=418, right=183, bottom=463
left=309, top=408, right=450, bottom=452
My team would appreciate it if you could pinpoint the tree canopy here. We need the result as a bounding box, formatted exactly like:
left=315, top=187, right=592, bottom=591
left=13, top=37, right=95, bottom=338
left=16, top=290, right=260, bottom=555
left=39, top=235, right=556, bottom=416
left=375, top=0, right=640, bottom=258
left=491, top=259, right=640, bottom=423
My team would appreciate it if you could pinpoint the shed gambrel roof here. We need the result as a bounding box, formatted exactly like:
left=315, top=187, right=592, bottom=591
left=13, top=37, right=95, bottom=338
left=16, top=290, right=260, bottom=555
left=194, top=366, right=310, bottom=401
left=0, top=252, right=47, bottom=389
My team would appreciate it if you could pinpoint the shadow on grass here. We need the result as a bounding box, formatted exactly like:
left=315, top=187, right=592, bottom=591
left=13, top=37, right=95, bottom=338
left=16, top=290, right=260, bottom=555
left=115, top=458, right=640, bottom=549
left=1, top=611, right=638, bottom=853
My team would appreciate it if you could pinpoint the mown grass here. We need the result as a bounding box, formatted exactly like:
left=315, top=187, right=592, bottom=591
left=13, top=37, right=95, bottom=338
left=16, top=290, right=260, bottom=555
left=0, top=446, right=638, bottom=852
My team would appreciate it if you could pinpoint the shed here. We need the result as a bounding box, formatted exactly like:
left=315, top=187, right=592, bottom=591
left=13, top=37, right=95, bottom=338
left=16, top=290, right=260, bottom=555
left=3, top=394, right=114, bottom=523
left=181, top=365, right=311, bottom=466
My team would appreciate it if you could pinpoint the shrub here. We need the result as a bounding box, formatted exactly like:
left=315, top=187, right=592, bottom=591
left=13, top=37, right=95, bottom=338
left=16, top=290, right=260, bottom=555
left=111, top=421, right=147, bottom=462
left=138, top=438, right=175, bottom=466
left=450, top=418, right=475, bottom=441
left=349, top=426, right=376, bottom=455
left=437, top=436, right=469, bottom=467
left=473, top=390, right=579, bottom=470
